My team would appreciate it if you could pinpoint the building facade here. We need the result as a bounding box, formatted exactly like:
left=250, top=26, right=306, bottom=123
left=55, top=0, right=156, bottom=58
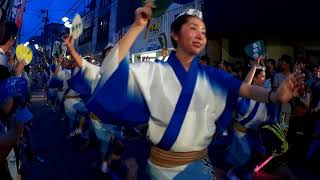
left=76, top=0, right=202, bottom=59
left=115, top=0, right=203, bottom=62
left=74, top=0, right=320, bottom=65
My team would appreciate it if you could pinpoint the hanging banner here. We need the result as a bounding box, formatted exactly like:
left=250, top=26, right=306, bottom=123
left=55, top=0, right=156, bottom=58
left=129, top=2, right=197, bottom=54
left=147, top=16, right=165, bottom=51
left=10, top=0, right=26, bottom=28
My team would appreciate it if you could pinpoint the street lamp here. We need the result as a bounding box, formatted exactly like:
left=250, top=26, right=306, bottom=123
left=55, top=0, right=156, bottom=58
left=34, top=44, right=39, bottom=50
left=62, top=17, right=69, bottom=23
left=64, top=21, right=72, bottom=28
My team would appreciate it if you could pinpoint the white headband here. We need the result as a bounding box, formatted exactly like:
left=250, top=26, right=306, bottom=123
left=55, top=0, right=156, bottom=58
left=176, top=9, right=203, bottom=20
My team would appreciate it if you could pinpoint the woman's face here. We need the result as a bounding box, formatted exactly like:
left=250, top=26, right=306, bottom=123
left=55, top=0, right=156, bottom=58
left=219, top=62, right=226, bottom=71
left=266, top=61, right=274, bottom=70
left=62, top=59, right=69, bottom=67
left=172, top=17, right=207, bottom=56
left=254, top=70, right=266, bottom=86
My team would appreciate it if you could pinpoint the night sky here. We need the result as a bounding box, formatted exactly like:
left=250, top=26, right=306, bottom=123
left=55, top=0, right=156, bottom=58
left=22, top=0, right=320, bottom=43
left=21, top=0, right=81, bottom=42
left=21, top=0, right=197, bottom=43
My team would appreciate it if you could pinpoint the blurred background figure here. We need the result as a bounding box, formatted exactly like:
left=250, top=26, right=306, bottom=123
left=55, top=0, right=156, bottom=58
left=199, top=55, right=209, bottom=65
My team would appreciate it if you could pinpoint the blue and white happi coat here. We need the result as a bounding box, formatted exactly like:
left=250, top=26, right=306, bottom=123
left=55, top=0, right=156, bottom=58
left=225, top=97, right=279, bottom=169
left=63, top=63, right=94, bottom=125
left=87, top=51, right=242, bottom=151
left=64, top=68, right=82, bottom=121
left=67, top=59, right=101, bottom=100
left=235, top=98, right=278, bottom=131
left=68, top=49, right=243, bottom=179
left=235, top=98, right=279, bottom=148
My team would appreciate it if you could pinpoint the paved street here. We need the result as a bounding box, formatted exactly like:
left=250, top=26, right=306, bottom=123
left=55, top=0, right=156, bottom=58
left=20, top=89, right=101, bottom=180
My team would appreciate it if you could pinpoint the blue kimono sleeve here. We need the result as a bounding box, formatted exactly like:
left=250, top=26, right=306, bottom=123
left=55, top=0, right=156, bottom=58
left=236, top=97, right=251, bottom=117
left=86, top=57, right=150, bottom=126
left=67, top=68, right=91, bottom=99
left=206, top=67, right=243, bottom=135
left=67, top=61, right=100, bottom=100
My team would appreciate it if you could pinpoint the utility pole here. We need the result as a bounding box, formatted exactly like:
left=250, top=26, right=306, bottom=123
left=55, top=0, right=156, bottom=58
left=41, top=9, right=49, bottom=59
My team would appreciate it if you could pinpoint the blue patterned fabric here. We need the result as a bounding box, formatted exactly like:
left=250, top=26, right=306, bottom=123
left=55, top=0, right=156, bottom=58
left=0, top=77, right=29, bottom=104
left=0, top=79, right=13, bottom=105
